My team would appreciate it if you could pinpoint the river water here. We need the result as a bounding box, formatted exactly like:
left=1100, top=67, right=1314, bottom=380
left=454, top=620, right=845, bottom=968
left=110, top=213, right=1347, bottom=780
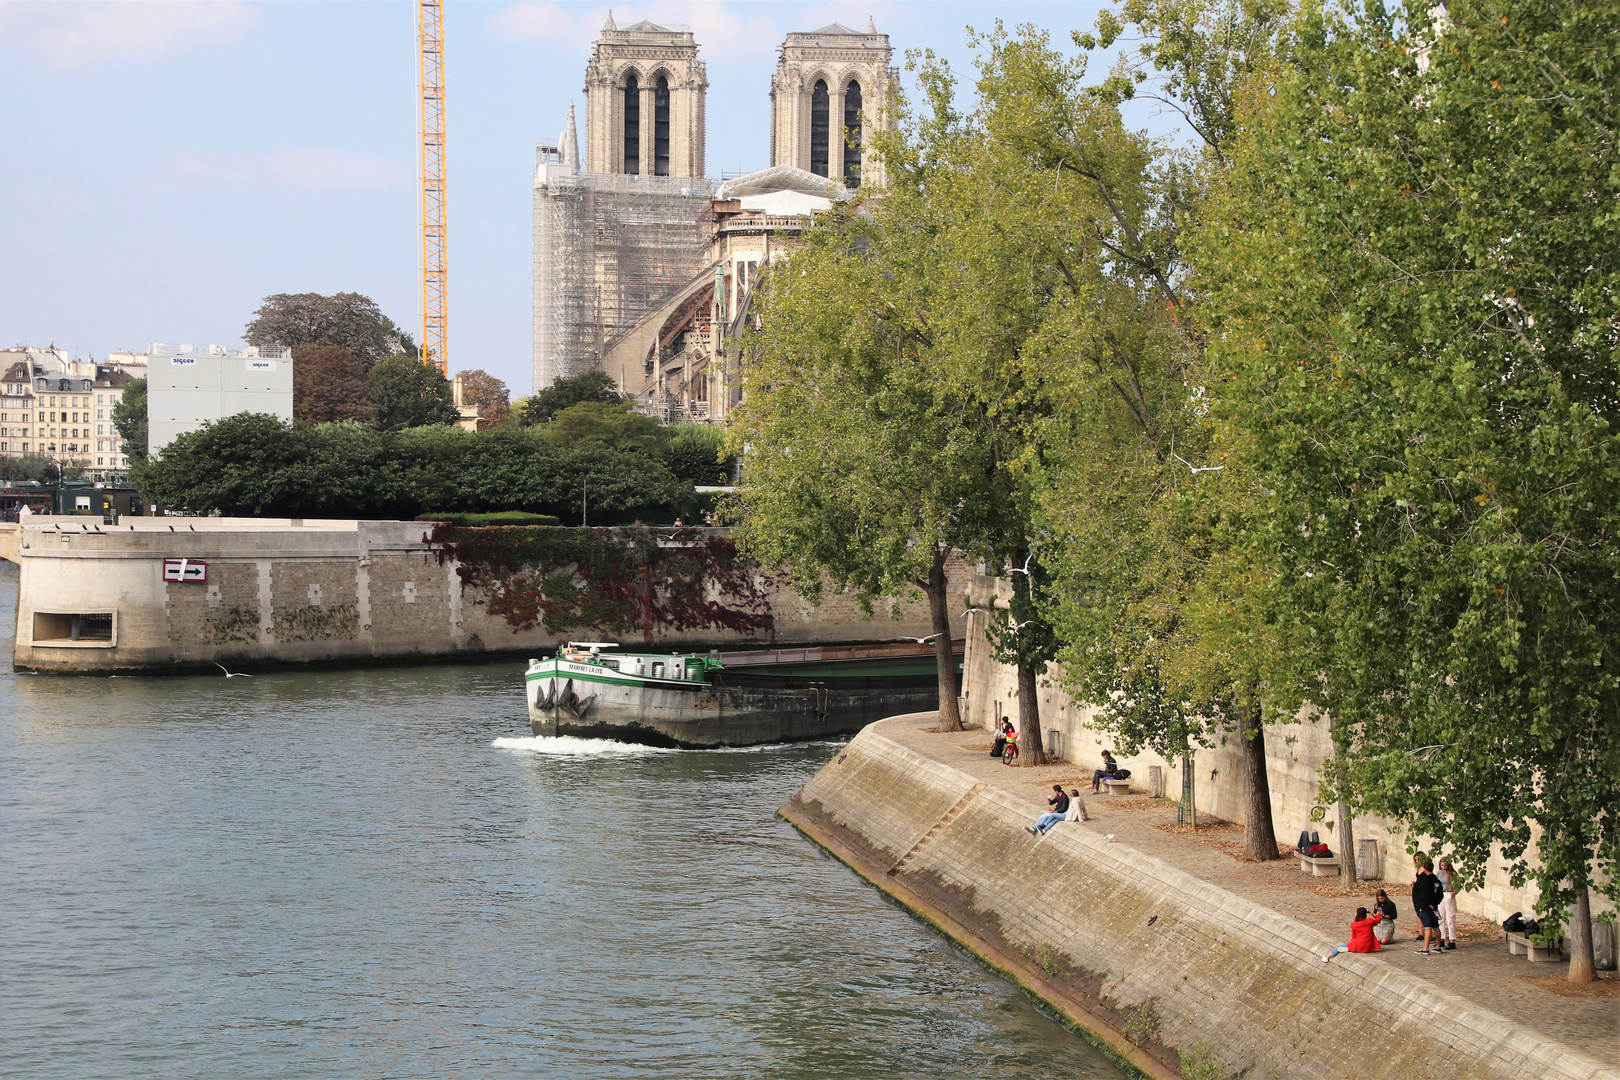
left=0, top=562, right=1121, bottom=1079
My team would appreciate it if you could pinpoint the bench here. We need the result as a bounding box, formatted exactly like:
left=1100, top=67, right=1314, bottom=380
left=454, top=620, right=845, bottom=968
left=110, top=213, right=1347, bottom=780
left=1297, top=854, right=1342, bottom=877
left=1099, top=777, right=1134, bottom=795
left=1507, top=932, right=1565, bottom=962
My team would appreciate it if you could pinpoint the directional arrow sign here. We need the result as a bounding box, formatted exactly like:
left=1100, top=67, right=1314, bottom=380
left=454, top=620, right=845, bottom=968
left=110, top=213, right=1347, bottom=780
left=162, top=559, right=208, bottom=584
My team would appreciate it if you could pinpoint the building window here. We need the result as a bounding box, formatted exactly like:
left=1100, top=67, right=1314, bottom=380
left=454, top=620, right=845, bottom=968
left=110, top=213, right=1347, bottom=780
left=97, top=457, right=104, bottom=465
left=810, top=79, right=830, bottom=177
left=844, top=80, right=863, bottom=187
left=623, top=73, right=641, bottom=174
left=654, top=75, right=670, bottom=176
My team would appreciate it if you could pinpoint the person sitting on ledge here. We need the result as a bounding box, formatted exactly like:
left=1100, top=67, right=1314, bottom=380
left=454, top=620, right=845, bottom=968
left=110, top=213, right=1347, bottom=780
left=1026, top=787, right=1087, bottom=835
left=1323, top=906, right=1384, bottom=961
left=1091, top=750, right=1119, bottom=793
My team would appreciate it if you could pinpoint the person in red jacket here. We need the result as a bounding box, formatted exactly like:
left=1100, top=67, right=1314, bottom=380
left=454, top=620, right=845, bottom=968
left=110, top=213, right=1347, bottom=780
left=1322, top=907, right=1384, bottom=961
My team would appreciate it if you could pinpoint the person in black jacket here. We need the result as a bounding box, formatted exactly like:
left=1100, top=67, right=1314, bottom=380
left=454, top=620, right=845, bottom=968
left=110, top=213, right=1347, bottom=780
left=1412, top=856, right=1445, bottom=955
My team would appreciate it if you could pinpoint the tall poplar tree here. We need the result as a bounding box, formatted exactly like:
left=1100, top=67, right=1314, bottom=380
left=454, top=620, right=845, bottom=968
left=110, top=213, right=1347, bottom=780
left=1199, top=0, right=1620, bottom=979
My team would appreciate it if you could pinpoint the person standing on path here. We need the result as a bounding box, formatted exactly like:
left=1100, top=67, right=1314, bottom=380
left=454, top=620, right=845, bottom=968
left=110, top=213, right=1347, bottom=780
left=1436, top=857, right=1459, bottom=950
left=1412, top=856, right=1445, bottom=955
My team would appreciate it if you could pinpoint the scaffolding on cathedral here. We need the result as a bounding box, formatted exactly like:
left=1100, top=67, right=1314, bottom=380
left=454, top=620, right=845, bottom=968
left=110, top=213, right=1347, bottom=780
left=532, top=140, right=718, bottom=392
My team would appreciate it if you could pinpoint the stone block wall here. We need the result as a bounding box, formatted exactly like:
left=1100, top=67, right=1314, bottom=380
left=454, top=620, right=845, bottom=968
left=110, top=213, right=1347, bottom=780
left=13, top=520, right=972, bottom=672
left=789, top=723, right=1617, bottom=1080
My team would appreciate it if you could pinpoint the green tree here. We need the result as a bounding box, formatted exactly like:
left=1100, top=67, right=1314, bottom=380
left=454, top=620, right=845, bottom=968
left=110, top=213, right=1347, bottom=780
left=516, top=369, right=625, bottom=425
left=368, top=355, right=458, bottom=431
left=1198, top=0, right=1620, bottom=979
left=544, top=401, right=667, bottom=455
left=111, top=376, right=148, bottom=464
left=0, top=454, right=58, bottom=483
left=665, top=424, right=732, bottom=485
left=244, top=292, right=399, bottom=367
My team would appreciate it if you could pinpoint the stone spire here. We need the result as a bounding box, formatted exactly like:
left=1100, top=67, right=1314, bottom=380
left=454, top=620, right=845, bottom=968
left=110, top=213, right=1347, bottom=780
left=603, top=9, right=615, bottom=32
left=561, top=101, right=579, bottom=172
left=866, top=16, right=876, bottom=33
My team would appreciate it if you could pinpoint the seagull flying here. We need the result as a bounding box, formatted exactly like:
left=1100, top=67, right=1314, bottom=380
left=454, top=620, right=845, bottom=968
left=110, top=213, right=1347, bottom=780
left=899, top=634, right=941, bottom=644
left=215, top=663, right=253, bottom=679
left=960, top=607, right=986, bottom=618
left=1172, top=452, right=1225, bottom=476
left=1010, top=619, right=1039, bottom=631
left=1005, top=553, right=1035, bottom=576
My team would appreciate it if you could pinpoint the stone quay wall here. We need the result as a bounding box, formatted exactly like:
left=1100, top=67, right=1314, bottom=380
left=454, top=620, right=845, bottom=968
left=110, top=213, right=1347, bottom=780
left=958, top=572, right=1616, bottom=931
left=784, top=719, right=1618, bottom=1080
left=11, top=518, right=968, bottom=672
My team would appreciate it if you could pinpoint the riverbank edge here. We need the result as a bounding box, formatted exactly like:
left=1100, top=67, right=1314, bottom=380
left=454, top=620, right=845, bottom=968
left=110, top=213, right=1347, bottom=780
left=784, top=718, right=1618, bottom=1080
left=777, top=799, right=1177, bottom=1080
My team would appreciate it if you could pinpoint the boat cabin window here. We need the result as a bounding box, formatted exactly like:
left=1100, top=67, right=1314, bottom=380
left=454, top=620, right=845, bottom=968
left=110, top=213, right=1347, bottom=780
left=596, top=658, right=620, bottom=671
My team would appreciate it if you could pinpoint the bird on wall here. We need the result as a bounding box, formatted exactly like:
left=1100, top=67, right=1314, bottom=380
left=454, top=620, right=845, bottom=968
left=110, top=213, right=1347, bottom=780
left=215, top=663, right=253, bottom=679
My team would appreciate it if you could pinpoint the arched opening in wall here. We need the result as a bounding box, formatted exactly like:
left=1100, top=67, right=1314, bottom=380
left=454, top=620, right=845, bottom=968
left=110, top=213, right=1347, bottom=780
left=654, top=75, right=671, bottom=176
left=623, top=74, right=641, bottom=174
left=843, top=79, right=863, bottom=187
left=810, top=79, right=830, bottom=177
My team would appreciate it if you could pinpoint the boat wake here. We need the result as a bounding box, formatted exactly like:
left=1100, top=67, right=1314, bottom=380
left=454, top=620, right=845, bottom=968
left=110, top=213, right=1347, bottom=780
left=492, top=735, right=677, bottom=757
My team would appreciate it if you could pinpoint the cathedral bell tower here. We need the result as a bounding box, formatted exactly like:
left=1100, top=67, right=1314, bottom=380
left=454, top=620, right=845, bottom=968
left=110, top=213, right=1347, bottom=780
left=583, top=12, right=707, bottom=178
left=770, top=19, right=896, bottom=189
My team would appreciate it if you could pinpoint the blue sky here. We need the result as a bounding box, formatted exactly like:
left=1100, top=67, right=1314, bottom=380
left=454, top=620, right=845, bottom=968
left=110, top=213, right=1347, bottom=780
left=2, top=0, right=1167, bottom=397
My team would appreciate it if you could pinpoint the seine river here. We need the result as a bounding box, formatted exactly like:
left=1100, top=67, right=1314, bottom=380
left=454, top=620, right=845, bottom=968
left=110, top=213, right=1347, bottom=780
left=0, top=562, right=1121, bottom=1079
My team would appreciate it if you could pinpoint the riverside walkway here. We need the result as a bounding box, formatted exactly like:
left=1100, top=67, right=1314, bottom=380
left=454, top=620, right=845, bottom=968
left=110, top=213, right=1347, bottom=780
left=878, top=716, right=1619, bottom=1065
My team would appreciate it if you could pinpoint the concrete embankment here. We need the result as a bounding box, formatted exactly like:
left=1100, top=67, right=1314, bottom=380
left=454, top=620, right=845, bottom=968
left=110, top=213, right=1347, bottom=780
left=10, top=518, right=966, bottom=672
left=783, top=716, right=1617, bottom=1080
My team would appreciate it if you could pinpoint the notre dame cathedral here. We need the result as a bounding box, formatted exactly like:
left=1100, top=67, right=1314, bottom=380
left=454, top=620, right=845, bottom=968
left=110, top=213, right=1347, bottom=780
left=532, top=14, right=899, bottom=410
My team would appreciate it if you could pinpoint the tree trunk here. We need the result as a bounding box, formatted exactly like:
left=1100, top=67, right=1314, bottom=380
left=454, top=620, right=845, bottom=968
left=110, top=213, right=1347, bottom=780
left=1336, top=800, right=1357, bottom=882
left=1569, top=882, right=1595, bottom=984
left=1238, top=690, right=1280, bottom=860
left=926, top=547, right=963, bottom=732
left=1182, top=751, right=1197, bottom=829
left=1017, top=661, right=1049, bottom=766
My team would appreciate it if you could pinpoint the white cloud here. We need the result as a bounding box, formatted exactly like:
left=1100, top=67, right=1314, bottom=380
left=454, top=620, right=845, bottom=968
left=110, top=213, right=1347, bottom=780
left=160, top=150, right=410, bottom=194
left=0, top=1, right=260, bottom=70
left=487, top=2, right=779, bottom=62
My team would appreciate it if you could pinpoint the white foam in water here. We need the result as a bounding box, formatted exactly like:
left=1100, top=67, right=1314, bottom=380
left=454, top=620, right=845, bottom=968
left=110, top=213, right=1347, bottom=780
left=492, top=735, right=677, bottom=757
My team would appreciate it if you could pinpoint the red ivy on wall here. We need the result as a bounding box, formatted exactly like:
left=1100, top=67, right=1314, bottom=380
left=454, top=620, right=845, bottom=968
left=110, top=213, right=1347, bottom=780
left=427, top=524, right=774, bottom=645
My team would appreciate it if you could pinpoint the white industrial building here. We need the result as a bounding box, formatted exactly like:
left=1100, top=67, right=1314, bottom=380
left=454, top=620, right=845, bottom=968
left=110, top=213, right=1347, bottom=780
left=146, top=343, right=293, bottom=458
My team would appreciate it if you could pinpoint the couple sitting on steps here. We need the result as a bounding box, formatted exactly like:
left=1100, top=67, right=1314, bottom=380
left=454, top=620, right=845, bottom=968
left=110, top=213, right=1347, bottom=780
left=1025, top=785, right=1090, bottom=835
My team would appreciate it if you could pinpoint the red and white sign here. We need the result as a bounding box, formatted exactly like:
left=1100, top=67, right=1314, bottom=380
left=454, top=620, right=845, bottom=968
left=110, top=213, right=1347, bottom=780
left=162, top=559, right=208, bottom=583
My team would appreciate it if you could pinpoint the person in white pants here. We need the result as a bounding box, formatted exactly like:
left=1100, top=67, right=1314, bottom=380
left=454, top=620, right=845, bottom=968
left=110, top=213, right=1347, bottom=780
left=1436, top=857, right=1459, bottom=950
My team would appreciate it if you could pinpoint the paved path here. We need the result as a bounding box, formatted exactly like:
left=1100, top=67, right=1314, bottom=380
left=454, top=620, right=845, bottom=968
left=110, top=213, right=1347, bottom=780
left=880, top=717, right=1620, bottom=1064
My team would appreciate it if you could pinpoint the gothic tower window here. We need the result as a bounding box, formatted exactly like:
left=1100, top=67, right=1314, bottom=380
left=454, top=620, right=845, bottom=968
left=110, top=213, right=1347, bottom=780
left=654, top=75, right=671, bottom=176
left=810, top=79, right=830, bottom=177
left=843, top=79, right=863, bottom=187
left=623, top=73, right=641, bottom=174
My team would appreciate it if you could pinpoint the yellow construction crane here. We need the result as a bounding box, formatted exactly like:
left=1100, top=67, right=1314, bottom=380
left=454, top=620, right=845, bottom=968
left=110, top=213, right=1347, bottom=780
left=417, top=0, right=447, bottom=374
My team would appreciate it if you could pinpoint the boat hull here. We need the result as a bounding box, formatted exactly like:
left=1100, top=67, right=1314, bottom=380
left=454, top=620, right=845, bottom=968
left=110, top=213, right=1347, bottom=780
left=526, top=660, right=941, bottom=748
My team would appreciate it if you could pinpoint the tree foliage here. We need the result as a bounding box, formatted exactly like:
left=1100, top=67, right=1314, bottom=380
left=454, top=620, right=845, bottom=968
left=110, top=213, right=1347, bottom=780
left=516, top=369, right=625, bottom=425
left=1196, top=0, right=1620, bottom=960
left=457, top=369, right=511, bottom=429
left=111, top=375, right=148, bottom=463
left=291, top=345, right=369, bottom=424
left=368, top=355, right=458, bottom=431
left=133, top=414, right=695, bottom=523
left=244, top=292, right=400, bottom=367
